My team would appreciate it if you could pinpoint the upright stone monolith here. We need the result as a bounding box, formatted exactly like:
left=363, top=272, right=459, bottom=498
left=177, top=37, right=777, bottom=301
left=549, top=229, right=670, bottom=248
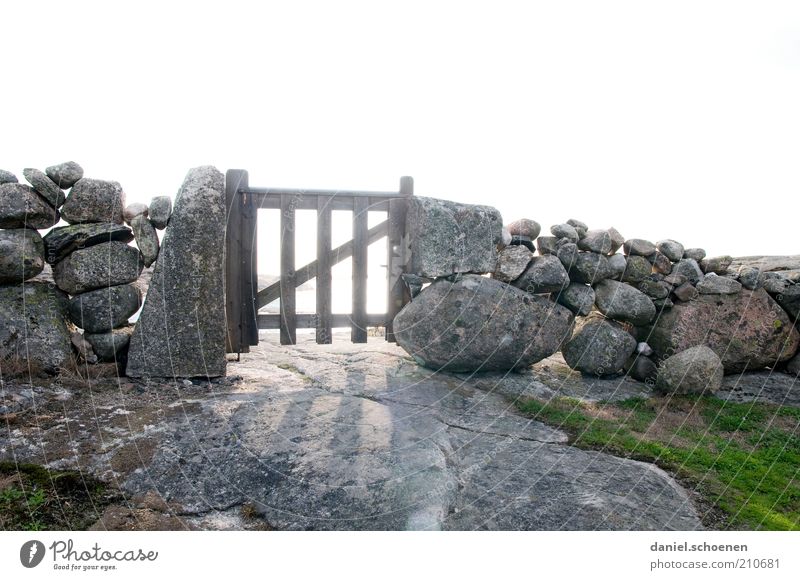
left=125, top=166, right=226, bottom=378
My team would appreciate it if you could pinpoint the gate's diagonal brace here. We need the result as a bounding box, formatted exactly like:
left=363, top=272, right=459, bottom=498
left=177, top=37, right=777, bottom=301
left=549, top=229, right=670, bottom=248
left=256, top=220, right=389, bottom=309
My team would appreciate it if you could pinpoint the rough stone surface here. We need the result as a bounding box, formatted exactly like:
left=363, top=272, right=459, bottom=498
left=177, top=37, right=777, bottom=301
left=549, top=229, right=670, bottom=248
left=406, top=196, right=502, bottom=278
left=67, top=284, right=142, bottom=333
left=131, top=214, right=160, bottom=267
left=578, top=230, right=613, bottom=255
left=656, top=240, right=684, bottom=262
left=656, top=346, right=724, bottom=395
left=506, top=218, right=540, bottom=239
left=0, top=229, right=45, bottom=283
left=23, top=168, right=65, bottom=208
left=395, top=275, right=574, bottom=372
left=556, top=283, right=596, bottom=316
left=492, top=245, right=533, bottom=283
left=536, top=236, right=559, bottom=255
left=148, top=195, right=172, bottom=229
left=0, top=183, right=60, bottom=229
left=700, top=255, right=732, bottom=275
left=567, top=218, right=588, bottom=234
left=638, top=279, right=670, bottom=300
left=551, top=223, right=579, bottom=243
left=625, top=355, right=658, bottom=383
left=84, top=327, right=133, bottom=362
left=61, top=178, right=125, bottom=225
left=562, top=316, right=637, bottom=376
left=770, top=284, right=800, bottom=323
left=593, top=279, right=656, bottom=326
left=639, top=288, right=800, bottom=373
left=786, top=353, right=800, bottom=376
left=0, top=282, right=73, bottom=371
left=513, top=255, right=570, bottom=294
left=563, top=249, right=613, bottom=285
left=650, top=251, right=673, bottom=275
left=126, top=166, right=227, bottom=378
left=123, top=203, right=149, bottom=224
left=696, top=274, right=742, bottom=295
left=621, top=255, right=653, bottom=283
left=0, top=169, right=18, bottom=184
left=736, top=266, right=763, bottom=290
left=683, top=248, right=706, bottom=262
left=42, top=223, right=134, bottom=265
left=623, top=239, right=656, bottom=257
left=672, top=282, right=698, bottom=302
left=607, top=253, right=626, bottom=279
left=607, top=227, right=625, bottom=254
left=672, top=259, right=704, bottom=284
left=53, top=241, right=143, bottom=295
left=45, top=161, right=83, bottom=189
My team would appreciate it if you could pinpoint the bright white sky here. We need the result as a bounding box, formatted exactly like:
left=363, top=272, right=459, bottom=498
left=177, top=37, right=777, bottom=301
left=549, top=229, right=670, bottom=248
left=2, top=0, right=799, bottom=266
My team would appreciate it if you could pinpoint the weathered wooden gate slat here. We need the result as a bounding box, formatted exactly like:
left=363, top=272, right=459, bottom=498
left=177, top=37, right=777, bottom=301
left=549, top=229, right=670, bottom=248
left=386, top=176, right=413, bottom=342
left=279, top=194, right=297, bottom=345
left=351, top=196, right=369, bottom=343
left=225, top=169, right=248, bottom=354
left=258, top=313, right=387, bottom=330
left=316, top=195, right=333, bottom=344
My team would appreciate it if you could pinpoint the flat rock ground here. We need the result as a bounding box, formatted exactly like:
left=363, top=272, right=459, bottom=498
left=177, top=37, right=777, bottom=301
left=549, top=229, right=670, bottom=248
left=2, top=330, right=797, bottom=531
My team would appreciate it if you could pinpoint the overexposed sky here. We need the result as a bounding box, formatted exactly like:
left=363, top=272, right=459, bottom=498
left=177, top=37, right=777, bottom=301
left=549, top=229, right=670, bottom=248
left=2, top=0, right=799, bottom=259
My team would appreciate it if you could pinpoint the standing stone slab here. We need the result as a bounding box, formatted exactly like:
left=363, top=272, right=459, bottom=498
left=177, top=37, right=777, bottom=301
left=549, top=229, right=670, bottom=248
left=149, top=195, right=173, bottom=229
left=406, top=196, right=503, bottom=278
left=0, top=229, right=45, bottom=284
left=42, top=222, right=134, bottom=264
left=126, top=166, right=226, bottom=378
left=23, top=168, right=66, bottom=208
left=53, top=241, right=143, bottom=294
left=131, top=214, right=160, bottom=266
left=0, top=282, right=73, bottom=372
left=60, top=178, right=125, bottom=224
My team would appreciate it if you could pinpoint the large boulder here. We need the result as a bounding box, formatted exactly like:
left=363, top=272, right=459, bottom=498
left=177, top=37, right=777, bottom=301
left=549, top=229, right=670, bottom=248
left=126, top=166, right=227, bottom=378
left=394, top=275, right=574, bottom=372
left=148, top=195, right=173, bottom=230
left=0, top=169, right=18, bottom=185
left=60, top=178, right=125, bottom=224
left=406, top=196, right=503, bottom=278
left=53, top=241, right=143, bottom=294
left=42, top=222, right=134, bottom=264
left=593, top=279, right=657, bottom=326
left=0, top=229, right=45, bottom=284
left=492, top=244, right=533, bottom=283
left=23, top=168, right=65, bottom=208
left=84, top=327, right=133, bottom=362
left=639, top=288, right=800, bottom=373
left=0, top=183, right=60, bottom=229
left=512, top=255, right=570, bottom=294
left=556, top=283, right=596, bottom=316
left=558, top=245, right=613, bottom=284
left=0, top=282, right=73, bottom=372
left=45, top=161, right=84, bottom=189
left=67, top=284, right=142, bottom=333
left=131, top=214, right=160, bottom=267
left=655, top=346, right=723, bottom=395
left=561, top=315, right=637, bottom=376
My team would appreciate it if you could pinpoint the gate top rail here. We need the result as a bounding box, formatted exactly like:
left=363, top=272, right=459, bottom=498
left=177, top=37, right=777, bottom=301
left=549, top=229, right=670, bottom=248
left=239, top=186, right=409, bottom=198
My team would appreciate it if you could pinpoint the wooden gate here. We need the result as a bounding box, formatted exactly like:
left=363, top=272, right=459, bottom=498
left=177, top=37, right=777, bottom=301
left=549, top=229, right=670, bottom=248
left=224, top=170, right=413, bottom=353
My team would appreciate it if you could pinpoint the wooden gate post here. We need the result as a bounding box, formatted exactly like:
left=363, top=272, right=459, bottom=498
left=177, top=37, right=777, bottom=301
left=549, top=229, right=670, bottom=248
left=225, top=169, right=249, bottom=354
left=280, top=194, right=297, bottom=345
left=386, top=176, right=413, bottom=342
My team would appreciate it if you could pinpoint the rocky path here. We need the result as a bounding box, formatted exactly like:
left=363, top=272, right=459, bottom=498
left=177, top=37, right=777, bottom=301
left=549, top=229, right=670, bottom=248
left=12, top=330, right=797, bottom=530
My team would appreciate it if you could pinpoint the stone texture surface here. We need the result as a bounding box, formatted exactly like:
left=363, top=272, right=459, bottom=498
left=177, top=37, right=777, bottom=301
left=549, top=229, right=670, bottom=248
left=578, top=230, right=613, bottom=255
left=0, top=169, right=18, bottom=184
left=621, top=255, right=653, bottom=283
left=42, top=222, right=134, bottom=264
left=123, top=203, right=149, bottom=224
left=656, top=240, right=684, bottom=262
left=148, top=196, right=172, bottom=229
left=650, top=251, right=673, bottom=275
left=506, top=218, right=540, bottom=239
left=513, top=255, right=570, bottom=294
left=560, top=247, right=613, bottom=285
left=67, top=284, right=142, bottom=333
left=84, top=327, right=133, bottom=362
left=551, top=223, right=579, bottom=243
left=45, top=161, right=83, bottom=189
left=536, top=236, right=559, bottom=255
left=607, top=253, right=627, bottom=279
left=0, top=183, right=60, bottom=229
left=395, top=275, right=574, bottom=372
left=0, top=282, right=73, bottom=371
left=23, top=167, right=65, bottom=207
left=492, top=245, right=532, bottom=283
left=131, top=214, right=160, bottom=267
left=0, top=229, right=45, bottom=284
left=683, top=248, right=706, bottom=262
left=556, top=283, right=596, bottom=316
left=623, top=239, right=656, bottom=257
left=562, top=316, right=637, bottom=376
left=696, top=275, right=742, bottom=295
left=53, top=241, right=143, bottom=295
left=655, top=346, right=724, bottom=395
left=61, top=178, right=125, bottom=224
left=406, top=196, right=503, bottom=278
left=625, top=355, right=658, bottom=383
left=639, top=288, right=800, bottom=373
left=593, top=279, right=656, bottom=326
left=672, top=259, right=704, bottom=284
left=700, top=255, right=733, bottom=275
left=126, top=166, right=227, bottom=378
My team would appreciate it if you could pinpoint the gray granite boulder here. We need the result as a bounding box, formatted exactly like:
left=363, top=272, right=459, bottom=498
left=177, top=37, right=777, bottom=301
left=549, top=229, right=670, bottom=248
left=0, top=282, right=73, bottom=372
left=621, top=255, right=653, bottom=283
left=492, top=245, right=532, bottom=283
left=624, top=355, right=658, bottom=383
left=623, top=239, right=656, bottom=257
left=45, top=161, right=83, bottom=189
left=84, top=327, right=133, bottom=362
left=551, top=223, right=579, bottom=243
left=556, top=283, right=596, bottom=316
left=655, top=345, right=723, bottom=395
left=513, top=255, right=570, bottom=294
left=53, top=241, right=143, bottom=294
left=594, top=279, right=656, bottom=326
left=672, top=282, right=698, bottom=302
left=149, top=195, right=173, bottom=229
left=506, top=218, right=540, bottom=239
left=607, top=227, right=625, bottom=254
left=683, top=248, right=706, bottom=262
left=67, top=284, right=142, bottom=333
left=131, top=214, right=160, bottom=267
left=0, top=183, right=60, bottom=229
left=639, top=288, right=800, bottom=373
left=638, top=279, right=670, bottom=300
left=126, top=166, right=227, bottom=378
left=649, top=251, right=673, bottom=275
left=700, top=255, right=732, bottom=275
left=736, top=266, right=763, bottom=290
left=0, top=169, right=18, bottom=184
left=536, top=236, right=559, bottom=255
left=42, top=222, right=134, bottom=264
left=123, top=203, right=148, bottom=224
left=578, top=230, right=613, bottom=255
left=607, top=253, right=627, bottom=279
left=406, top=196, right=502, bottom=278
left=23, top=168, right=65, bottom=207
left=0, top=229, right=45, bottom=283
left=786, top=353, right=800, bottom=376
left=560, top=247, right=613, bottom=285
left=656, top=240, right=684, bottom=262
left=562, top=315, right=637, bottom=376
left=61, top=178, right=125, bottom=224
left=769, top=283, right=800, bottom=323
left=672, top=259, right=704, bottom=284
left=394, top=274, right=574, bottom=372
left=696, top=274, right=742, bottom=295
